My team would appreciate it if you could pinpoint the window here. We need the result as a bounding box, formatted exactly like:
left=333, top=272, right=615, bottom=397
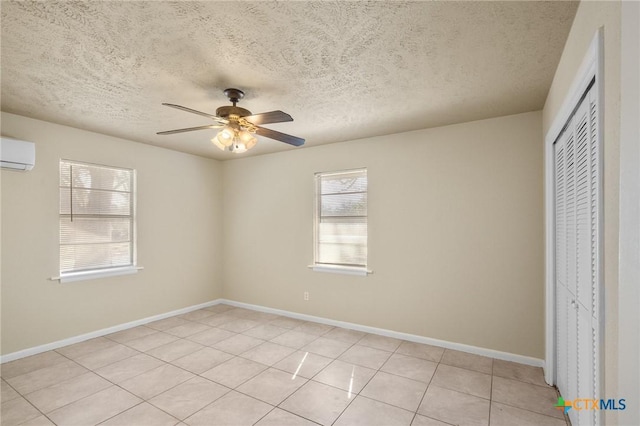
left=59, top=160, right=136, bottom=281
left=314, top=168, right=368, bottom=274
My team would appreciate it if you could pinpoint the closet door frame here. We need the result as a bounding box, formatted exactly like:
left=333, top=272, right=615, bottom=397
left=544, top=28, right=604, bottom=390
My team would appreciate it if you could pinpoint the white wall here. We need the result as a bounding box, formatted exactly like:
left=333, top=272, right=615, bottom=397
left=222, top=111, right=545, bottom=359
left=1, top=112, right=223, bottom=355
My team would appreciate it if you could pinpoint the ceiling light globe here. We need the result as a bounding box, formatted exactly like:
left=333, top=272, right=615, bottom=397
left=216, top=127, right=234, bottom=147
left=245, top=136, right=257, bottom=150
left=232, top=142, right=247, bottom=154
left=239, top=130, right=258, bottom=150
left=210, top=137, right=226, bottom=151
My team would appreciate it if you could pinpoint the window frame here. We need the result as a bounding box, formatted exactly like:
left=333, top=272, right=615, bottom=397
left=56, top=159, right=138, bottom=283
left=312, top=168, right=369, bottom=276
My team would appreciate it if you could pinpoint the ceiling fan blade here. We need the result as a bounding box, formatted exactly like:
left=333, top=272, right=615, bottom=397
left=255, top=126, right=305, bottom=146
left=156, top=124, right=222, bottom=135
left=162, top=103, right=227, bottom=123
left=243, top=110, right=293, bottom=125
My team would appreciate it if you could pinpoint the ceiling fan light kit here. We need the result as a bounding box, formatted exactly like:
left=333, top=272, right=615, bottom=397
left=158, top=88, right=304, bottom=154
left=211, top=123, right=257, bottom=153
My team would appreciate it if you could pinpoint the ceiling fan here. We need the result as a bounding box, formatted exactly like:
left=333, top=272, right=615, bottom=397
left=157, top=88, right=305, bottom=154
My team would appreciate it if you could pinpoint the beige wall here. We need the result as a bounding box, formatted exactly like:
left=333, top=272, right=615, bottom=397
left=222, top=111, right=544, bottom=359
left=618, top=2, right=640, bottom=424
left=1, top=110, right=546, bottom=360
left=1, top=112, right=223, bottom=355
left=542, top=0, right=621, bottom=414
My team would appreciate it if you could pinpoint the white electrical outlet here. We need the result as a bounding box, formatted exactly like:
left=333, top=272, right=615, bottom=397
left=304, top=291, right=309, bottom=301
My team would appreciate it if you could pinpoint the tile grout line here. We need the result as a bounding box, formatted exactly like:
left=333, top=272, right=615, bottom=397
left=492, top=361, right=568, bottom=422
left=329, top=335, right=435, bottom=425
left=492, top=372, right=560, bottom=389
left=4, top=308, right=245, bottom=424
left=1, top=377, right=50, bottom=425
left=50, top=349, right=192, bottom=424
left=94, top=400, right=181, bottom=426
left=308, top=330, right=364, bottom=425
left=489, top=357, right=494, bottom=426
left=409, top=347, right=442, bottom=425
left=10, top=324, right=425, bottom=424
left=4, top=305, right=553, bottom=425
left=489, top=400, right=571, bottom=423
left=97, top=350, right=230, bottom=426
left=20, top=351, right=113, bottom=419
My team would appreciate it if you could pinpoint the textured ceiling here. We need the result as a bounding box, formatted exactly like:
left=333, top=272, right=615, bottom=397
left=1, top=1, right=578, bottom=160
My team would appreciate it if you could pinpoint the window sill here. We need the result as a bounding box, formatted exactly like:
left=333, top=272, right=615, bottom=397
left=51, top=266, right=143, bottom=283
left=308, top=264, right=372, bottom=276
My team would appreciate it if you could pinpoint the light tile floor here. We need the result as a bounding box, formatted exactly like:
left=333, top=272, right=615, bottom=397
left=0, top=304, right=570, bottom=426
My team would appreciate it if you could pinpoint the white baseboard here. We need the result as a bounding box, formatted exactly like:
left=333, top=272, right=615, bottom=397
left=2, top=297, right=544, bottom=369
left=0, top=299, right=224, bottom=364
left=220, top=299, right=545, bottom=368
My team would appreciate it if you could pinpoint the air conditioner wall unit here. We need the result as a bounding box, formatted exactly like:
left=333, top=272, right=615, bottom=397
left=1, top=137, right=36, bottom=171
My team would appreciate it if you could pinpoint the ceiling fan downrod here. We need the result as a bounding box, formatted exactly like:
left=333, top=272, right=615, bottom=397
left=216, top=88, right=251, bottom=119
left=223, top=88, right=244, bottom=107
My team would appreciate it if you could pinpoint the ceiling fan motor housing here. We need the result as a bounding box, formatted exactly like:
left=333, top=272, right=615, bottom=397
left=218, top=88, right=251, bottom=118
left=216, top=105, right=252, bottom=118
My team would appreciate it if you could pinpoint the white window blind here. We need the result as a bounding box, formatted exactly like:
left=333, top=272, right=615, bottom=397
left=314, top=168, right=367, bottom=268
left=59, top=160, right=135, bottom=275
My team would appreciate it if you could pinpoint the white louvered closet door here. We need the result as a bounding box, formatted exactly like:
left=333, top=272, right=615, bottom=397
left=554, top=83, right=600, bottom=426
